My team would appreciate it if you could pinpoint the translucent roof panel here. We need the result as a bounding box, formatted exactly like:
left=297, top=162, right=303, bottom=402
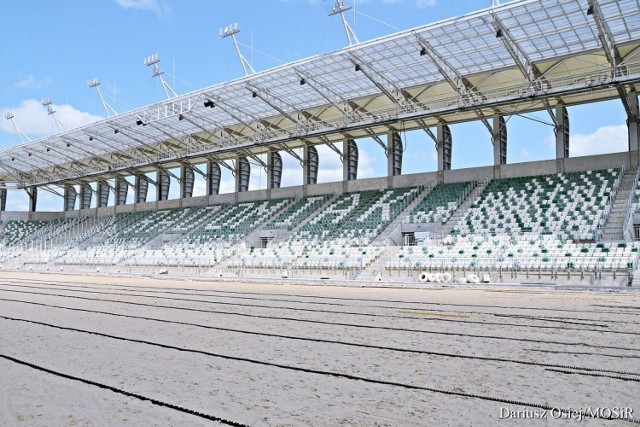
left=2, top=0, right=640, bottom=184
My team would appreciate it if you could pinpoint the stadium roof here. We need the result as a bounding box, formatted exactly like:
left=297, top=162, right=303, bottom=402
left=2, top=0, right=640, bottom=188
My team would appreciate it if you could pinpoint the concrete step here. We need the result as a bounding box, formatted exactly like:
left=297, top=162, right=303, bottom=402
left=436, top=180, right=486, bottom=236
left=601, top=167, right=638, bottom=242
left=371, top=185, right=432, bottom=246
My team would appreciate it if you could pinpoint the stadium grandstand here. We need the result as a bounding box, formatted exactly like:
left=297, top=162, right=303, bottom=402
left=1, top=0, right=640, bottom=286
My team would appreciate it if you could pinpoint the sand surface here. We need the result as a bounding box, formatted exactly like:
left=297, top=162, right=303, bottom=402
left=0, top=272, right=638, bottom=426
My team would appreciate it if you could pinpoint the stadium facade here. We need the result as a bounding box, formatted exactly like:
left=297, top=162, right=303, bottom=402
left=1, top=0, right=640, bottom=285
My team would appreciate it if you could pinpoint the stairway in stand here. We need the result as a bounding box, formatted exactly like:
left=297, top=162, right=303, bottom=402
left=601, top=168, right=637, bottom=242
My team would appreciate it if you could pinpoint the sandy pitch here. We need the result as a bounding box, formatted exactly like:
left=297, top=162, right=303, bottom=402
left=0, top=272, right=638, bottom=426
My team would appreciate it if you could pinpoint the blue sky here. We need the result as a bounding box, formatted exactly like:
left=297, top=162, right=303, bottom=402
left=0, top=0, right=630, bottom=211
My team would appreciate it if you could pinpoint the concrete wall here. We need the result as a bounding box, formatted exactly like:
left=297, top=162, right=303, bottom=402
left=444, top=166, right=494, bottom=183
left=345, top=176, right=388, bottom=193
left=272, top=185, right=305, bottom=200
left=392, top=171, right=437, bottom=189
left=0, top=211, right=64, bottom=222
left=306, top=181, right=343, bottom=197
left=563, top=152, right=631, bottom=173
left=209, top=193, right=236, bottom=205
left=181, top=195, right=208, bottom=208
left=499, top=160, right=558, bottom=179
left=136, top=201, right=157, bottom=212
left=238, top=189, right=269, bottom=203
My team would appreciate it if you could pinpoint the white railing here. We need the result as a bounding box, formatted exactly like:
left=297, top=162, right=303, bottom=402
left=623, top=167, right=640, bottom=241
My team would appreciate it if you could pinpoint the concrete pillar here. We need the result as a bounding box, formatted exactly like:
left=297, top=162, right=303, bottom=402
left=304, top=145, right=318, bottom=186
left=206, top=160, right=221, bottom=196
left=26, top=186, right=37, bottom=212
left=0, top=186, right=6, bottom=212
left=115, top=177, right=128, bottom=206
left=268, top=151, right=282, bottom=190
left=135, top=176, right=148, bottom=204
left=80, top=183, right=92, bottom=210
left=437, top=122, right=452, bottom=171
left=236, top=156, right=250, bottom=193
left=157, top=170, right=170, bottom=202
left=180, top=165, right=194, bottom=199
left=628, top=89, right=639, bottom=152
left=343, top=139, right=358, bottom=181
left=492, top=114, right=507, bottom=166
left=97, top=181, right=109, bottom=208
left=64, top=185, right=77, bottom=212
left=555, top=103, right=569, bottom=159
left=387, top=131, right=403, bottom=177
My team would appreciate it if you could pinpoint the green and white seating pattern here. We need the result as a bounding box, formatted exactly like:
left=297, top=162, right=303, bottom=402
left=60, top=245, right=129, bottom=265
left=123, top=243, right=235, bottom=267
left=229, top=243, right=383, bottom=270
left=61, top=215, right=121, bottom=249
left=293, top=191, right=379, bottom=244
left=3, top=220, right=48, bottom=246
left=453, top=169, right=621, bottom=240
left=405, top=181, right=475, bottom=224
left=103, top=211, right=161, bottom=248
left=188, top=199, right=290, bottom=246
left=267, top=195, right=330, bottom=230
left=331, top=187, right=420, bottom=244
left=293, top=189, right=419, bottom=245
left=388, top=234, right=637, bottom=272
left=169, top=205, right=224, bottom=233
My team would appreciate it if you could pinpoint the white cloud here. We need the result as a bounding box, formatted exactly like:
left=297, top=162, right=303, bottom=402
left=220, top=179, right=235, bottom=194
left=115, top=0, right=171, bottom=20
left=0, top=99, right=102, bottom=142
left=14, top=74, right=52, bottom=90
left=383, top=0, right=438, bottom=7
left=415, top=0, right=437, bottom=7
left=520, top=148, right=532, bottom=160
left=569, top=125, right=627, bottom=157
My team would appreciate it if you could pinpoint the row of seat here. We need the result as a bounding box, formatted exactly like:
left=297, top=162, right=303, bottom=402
left=228, top=244, right=384, bottom=269
left=389, top=234, right=637, bottom=272
left=267, top=195, right=330, bottom=230
left=452, top=169, right=620, bottom=240
left=405, top=181, right=475, bottom=224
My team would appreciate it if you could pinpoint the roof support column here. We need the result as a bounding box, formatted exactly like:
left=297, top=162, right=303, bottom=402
left=206, top=160, right=221, bottom=197
left=627, top=89, right=639, bottom=152
left=303, top=144, right=319, bottom=193
left=26, top=186, right=37, bottom=212
left=97, top=181, right=109, bottom=208
left=115, top=177, right=128, bottom=206
left=0, top=187, right=6, bottom=212
left=267, top=150, right=282, bottom=191
left=157, top=170, right=170, bottom=202
left=436, top=122, right=452, bottom=184
left=135, top=176, right=148, bottom=204
left=343, top=138, right=358, bottom=192
left=80, top=183, right=92, bottom=210
left=64, top=185, right=77, bottom=212
left=236, top=156, right=250, bottom=193
left=387, top=130, right=403, bottom=189
left=387, top=131, right=403, bottom=177
left=180, top=165, right=194, bottom=199
left=492, top=114, right=507, bottom=166
left=553, top=103, right=569, bottom=173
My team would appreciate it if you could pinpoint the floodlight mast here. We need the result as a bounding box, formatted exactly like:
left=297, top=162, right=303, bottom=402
left=4, top=112, right=32, bottom=144
left=329, top=0, right=359, bottom=46
left=220, top=23, right=255, bottom=76
left=87, top=78, right=118, bottom=117
left=144, top=53, right=178, bottom=99
left=40, top=98, right=68, bottom=132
